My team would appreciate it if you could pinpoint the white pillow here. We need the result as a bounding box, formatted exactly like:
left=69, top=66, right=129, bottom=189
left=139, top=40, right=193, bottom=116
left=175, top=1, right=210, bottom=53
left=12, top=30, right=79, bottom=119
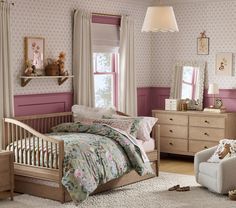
left=137, top=117, right=158, bottom=141
left=72, top=105, right=116, bottom=123
left=208, top=139, right=236, bottom=163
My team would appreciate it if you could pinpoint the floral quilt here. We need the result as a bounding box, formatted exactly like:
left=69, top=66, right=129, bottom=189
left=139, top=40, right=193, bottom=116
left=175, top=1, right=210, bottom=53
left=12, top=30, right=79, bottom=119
left=51, top=123, right=153, bottom=203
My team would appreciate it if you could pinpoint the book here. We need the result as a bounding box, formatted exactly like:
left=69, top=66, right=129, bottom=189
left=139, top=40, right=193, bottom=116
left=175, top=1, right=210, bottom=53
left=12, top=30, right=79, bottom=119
left=203, top=107, right=226, bottom=113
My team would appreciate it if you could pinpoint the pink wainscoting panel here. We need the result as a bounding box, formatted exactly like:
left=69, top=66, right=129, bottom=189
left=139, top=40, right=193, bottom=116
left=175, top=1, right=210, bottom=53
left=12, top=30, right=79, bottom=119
left=137, top=87, right=236, bottom=116
left=204, top=89, right=236, bottom=112
left=137, top=87, right=152, bottom=116
left=137, top=87, right=170, bottom=116
left=14, top=88, right=236, bottom=117
left=151, top=87, right=170, bottom=111
left=14, top=92, right=73, bottom=116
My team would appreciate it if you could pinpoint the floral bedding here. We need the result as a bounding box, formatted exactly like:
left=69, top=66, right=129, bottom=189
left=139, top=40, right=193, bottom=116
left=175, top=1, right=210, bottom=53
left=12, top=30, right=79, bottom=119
left=51, top=123, right=153, bottom=203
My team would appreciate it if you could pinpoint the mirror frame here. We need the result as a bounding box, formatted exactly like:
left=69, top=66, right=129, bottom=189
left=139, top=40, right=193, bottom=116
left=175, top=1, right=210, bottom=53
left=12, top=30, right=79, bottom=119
left=170, top=61, right=206, bottom=110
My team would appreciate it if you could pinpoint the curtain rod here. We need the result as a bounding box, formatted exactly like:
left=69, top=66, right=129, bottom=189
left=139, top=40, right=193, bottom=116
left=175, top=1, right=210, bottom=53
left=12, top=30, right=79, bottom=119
left=0, top=0, right=14, bottom=5
left=92, top=12, right=121, bottom=18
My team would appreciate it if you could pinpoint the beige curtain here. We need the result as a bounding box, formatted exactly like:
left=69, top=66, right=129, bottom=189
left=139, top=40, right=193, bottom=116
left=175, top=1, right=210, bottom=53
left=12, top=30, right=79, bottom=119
left=170, top=64, right=183, bottom=99
left=119, top=15, right=137, bottom=116
left=73, top=10, right=94, bottom=107
left=0, top=1, right=14, bottom=149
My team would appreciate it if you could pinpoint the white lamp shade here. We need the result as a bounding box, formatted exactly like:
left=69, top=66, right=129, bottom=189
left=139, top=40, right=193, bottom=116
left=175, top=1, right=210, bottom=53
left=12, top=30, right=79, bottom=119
left=142, top=6, right=179, bottom=32
left=208, top=83, right=219, bottom=95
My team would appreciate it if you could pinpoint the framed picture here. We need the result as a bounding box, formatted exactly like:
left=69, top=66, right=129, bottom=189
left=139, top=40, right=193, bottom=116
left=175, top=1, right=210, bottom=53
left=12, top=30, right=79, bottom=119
left=197, top=37, right=209, bottom=55
left=216, top=53, right=233, bottom=76
left=25, top=37, right=45, bottom=71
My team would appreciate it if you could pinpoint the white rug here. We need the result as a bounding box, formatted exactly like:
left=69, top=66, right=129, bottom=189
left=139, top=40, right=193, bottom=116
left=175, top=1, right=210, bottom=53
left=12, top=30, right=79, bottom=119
left=0, top=172, right=235, bottom=208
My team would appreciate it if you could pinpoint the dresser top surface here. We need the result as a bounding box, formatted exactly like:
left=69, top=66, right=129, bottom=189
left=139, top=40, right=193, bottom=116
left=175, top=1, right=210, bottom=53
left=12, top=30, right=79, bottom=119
left=152, top=110, right=236, bottom=116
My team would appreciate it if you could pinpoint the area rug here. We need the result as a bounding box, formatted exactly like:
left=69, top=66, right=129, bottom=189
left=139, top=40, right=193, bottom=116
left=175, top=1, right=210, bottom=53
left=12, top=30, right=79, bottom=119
left=0, top=172, right=235, bottom=208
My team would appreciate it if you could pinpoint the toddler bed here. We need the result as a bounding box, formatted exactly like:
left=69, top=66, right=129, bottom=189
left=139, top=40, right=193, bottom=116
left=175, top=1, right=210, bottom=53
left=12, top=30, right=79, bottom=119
left=3, top=112, right=160, bottom=203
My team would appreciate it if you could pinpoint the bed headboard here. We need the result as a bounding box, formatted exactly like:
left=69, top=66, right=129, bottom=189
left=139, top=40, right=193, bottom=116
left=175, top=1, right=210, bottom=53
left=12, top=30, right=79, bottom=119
left=14, top=112, right=73, bottom=134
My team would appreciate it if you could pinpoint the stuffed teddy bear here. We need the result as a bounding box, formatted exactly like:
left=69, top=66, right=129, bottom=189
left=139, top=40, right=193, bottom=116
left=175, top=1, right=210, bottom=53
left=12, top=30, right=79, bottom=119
left=56, top=52, right=68, bottom=76
left=24, top=67, right=33, bottom=76
left=24, top=60, right=34, bottom=76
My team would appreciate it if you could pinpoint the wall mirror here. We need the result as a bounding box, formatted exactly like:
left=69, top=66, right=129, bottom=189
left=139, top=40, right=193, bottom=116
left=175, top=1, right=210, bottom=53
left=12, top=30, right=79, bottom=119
left=170, top=61, right=206, bottom=110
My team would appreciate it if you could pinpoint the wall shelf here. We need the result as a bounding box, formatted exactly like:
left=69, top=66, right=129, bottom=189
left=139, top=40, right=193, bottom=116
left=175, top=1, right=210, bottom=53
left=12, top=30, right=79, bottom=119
left=20, top=75, right=74, bottom=87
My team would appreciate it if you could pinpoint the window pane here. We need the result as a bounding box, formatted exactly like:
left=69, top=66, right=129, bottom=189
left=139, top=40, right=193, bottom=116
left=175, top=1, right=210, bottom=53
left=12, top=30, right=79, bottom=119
left=93, top=53, right=112, bottom=72
left=182, top=66, right=194, bottom=83
left=94, top=74, right=114, bottom=107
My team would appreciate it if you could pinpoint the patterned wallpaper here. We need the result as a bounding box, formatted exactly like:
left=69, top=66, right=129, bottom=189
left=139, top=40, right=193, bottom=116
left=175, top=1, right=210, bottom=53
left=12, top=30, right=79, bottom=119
left=151, top=0, right=236, bottom=88
left=11, top=0, right=153, bottom=95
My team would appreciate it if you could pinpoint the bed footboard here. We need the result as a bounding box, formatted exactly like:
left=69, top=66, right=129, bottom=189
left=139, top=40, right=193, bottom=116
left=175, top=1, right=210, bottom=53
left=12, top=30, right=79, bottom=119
left=3, top=118, right=65, bottom=201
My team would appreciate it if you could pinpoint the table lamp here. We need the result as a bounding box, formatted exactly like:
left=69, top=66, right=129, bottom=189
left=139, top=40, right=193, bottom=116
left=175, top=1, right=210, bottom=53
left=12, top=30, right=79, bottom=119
left=208, top=83, right=219, bottom=108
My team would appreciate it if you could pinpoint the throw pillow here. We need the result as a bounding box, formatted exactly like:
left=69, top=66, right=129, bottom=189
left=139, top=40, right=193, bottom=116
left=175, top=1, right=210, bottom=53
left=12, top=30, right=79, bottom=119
left=208, top=139, right=236, bottom=163
left=104, top=114, right=158, bottom=141
left=72, top=105, right=117, bottom=123
left=93, top=119, right=133, bottom=134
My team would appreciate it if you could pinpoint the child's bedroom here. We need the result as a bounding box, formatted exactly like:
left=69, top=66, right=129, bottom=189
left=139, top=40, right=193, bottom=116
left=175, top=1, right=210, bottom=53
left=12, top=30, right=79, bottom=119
left=1, top=0, right=236, bottom=207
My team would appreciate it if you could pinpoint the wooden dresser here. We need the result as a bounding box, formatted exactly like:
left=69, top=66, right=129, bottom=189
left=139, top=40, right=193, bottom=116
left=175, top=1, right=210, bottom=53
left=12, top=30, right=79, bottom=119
left=0, top=151, right=14, bottom=200
left=152, top=110, right=236, bottom=155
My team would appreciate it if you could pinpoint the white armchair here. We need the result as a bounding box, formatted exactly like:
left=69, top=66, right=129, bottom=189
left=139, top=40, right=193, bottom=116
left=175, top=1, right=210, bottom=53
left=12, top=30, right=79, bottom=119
left=194, top=146, right=236, bottom=194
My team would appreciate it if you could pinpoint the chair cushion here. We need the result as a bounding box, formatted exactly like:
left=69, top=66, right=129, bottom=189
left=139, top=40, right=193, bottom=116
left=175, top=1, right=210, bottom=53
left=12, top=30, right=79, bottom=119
left=199, top=162, right=219, bottom=178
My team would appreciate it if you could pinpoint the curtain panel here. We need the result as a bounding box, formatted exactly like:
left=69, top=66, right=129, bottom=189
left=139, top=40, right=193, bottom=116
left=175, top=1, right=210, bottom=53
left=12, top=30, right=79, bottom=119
left=0, top=2, right=14, bottom=149
left=119, top=15, right=137, bottom=116
left=73, top=10, right=95, bottom=107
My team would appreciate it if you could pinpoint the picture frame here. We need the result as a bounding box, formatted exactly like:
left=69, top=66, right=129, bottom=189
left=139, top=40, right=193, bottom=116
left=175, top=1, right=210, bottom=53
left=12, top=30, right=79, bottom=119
left=216, top=52, right=233, bottom=76
left=197, top=37, right=209, bottom=55
left=25, top=37, right=45, bottom=73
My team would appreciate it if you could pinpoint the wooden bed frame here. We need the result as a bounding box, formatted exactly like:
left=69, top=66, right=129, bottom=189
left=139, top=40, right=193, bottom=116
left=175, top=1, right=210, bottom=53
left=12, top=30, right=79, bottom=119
left=3, top=112, right=160, bottom=203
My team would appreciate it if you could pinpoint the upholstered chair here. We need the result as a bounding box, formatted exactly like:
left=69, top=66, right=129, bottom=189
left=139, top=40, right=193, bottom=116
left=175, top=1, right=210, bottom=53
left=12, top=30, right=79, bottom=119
left=194, top=146, right=236, bottom=194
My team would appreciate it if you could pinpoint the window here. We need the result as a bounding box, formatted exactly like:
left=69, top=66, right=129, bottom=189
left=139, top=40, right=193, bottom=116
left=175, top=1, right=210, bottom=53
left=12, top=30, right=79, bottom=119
left=92, top=15, right=120, bottom=108
left=93, top=52, right=118, bottom=108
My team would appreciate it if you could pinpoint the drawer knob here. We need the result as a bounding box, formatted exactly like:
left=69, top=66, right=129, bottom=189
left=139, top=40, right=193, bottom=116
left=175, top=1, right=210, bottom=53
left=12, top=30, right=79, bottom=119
left=204, top=146, right=208, bottom=149
left=204, top=120, right=209, bottom=124
left=204, top=132, right=209, bottom=136
left=169, top=118, right=173, bottom=121
left=169, top=142, right=173, bottom=146
left=169, top=130, right=173, bottom=133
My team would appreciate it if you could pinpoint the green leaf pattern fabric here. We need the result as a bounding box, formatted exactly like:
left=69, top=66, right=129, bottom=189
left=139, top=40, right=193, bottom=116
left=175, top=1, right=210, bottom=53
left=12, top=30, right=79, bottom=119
left=51, top=123, right=153, bottom=203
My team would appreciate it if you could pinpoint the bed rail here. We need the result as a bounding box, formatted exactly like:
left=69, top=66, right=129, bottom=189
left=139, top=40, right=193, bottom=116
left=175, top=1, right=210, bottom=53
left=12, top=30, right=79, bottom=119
left=15, top=112, right=73, bottom=134
left=3, top=118, right=64, bottom=171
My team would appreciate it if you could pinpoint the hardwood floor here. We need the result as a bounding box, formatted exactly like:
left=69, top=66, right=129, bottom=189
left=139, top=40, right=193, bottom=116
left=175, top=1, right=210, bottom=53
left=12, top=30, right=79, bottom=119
left=160, top=154, right=194, bottom=175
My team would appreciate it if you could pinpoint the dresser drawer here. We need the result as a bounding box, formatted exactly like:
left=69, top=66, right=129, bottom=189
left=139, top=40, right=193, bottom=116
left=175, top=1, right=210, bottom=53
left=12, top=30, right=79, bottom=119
left=161, top=124, right=188, bottom=138
left=189, top=116, right=225, bottom=128
left=189, top=140, right=218, bottom=153
left=189, top=127, right=225, bottom=141
left=160, top=138, right=188, bottom=153
left=158, top=114, right=188, bottom=126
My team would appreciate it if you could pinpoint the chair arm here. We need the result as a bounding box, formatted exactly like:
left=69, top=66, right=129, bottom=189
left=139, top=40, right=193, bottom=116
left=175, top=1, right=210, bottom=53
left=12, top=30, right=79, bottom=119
left=218, top=157, right=236, bottom=193
left=194, top=146, right=217, bottom=182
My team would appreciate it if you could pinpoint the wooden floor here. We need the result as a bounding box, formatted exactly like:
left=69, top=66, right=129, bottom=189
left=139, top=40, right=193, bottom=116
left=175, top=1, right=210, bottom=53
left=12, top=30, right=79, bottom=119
left=160, top=154, right=194, bottom=175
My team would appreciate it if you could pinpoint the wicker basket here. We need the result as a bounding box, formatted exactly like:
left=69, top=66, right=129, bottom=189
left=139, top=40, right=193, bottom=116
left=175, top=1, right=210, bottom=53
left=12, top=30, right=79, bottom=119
left=45, top=64, right=59, bottom=76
